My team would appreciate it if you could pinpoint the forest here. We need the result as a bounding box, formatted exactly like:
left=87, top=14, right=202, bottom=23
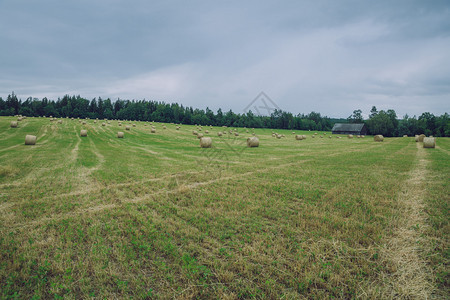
left=0, top=93, right=448, bottom=137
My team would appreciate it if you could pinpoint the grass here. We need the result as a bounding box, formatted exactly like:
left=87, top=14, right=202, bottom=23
left=0, top=116, right=448, bottom=299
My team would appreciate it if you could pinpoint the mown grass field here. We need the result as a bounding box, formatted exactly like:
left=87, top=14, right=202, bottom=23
left=0, top=116, right=448, bottom=299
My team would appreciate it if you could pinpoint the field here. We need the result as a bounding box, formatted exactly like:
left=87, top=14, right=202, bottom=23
left=0, top=116, right=448, bottom=299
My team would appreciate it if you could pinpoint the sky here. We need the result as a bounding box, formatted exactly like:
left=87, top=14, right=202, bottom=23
left=0, top=0, right=449, bottom=118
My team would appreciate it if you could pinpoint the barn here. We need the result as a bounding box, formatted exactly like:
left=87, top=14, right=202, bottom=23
left=331, top=123, right=367, bottom=135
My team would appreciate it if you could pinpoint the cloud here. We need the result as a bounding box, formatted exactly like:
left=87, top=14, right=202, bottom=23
left=0, top=0, right=449, bottom=117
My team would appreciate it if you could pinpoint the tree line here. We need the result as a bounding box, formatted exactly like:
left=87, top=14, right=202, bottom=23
left=0, top=93, right=333, bottom=131
left=347, top=107, right=449, bottom=137
left=0, top=93, right=448, bottom=136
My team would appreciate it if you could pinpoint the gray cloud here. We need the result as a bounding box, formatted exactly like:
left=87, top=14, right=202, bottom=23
left=0, top=0, right=449, bottom=117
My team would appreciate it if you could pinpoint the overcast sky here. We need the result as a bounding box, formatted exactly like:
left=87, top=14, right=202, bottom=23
left=0, top=0, right=449, bottom=118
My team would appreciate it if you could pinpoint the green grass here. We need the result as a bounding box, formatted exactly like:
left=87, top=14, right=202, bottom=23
left=0, top=116, right=448, bottom=299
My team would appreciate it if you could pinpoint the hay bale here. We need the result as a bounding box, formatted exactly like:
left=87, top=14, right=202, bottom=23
left=374, top=135, right=384, bottom=142
left=125, top=125, right=131, bottom=130
left=312, top=135, right=315, bottom=138
left=272, top=133, right=276, bottom=137
left=205, top=130, right=209, bottom=134
left=234, top=132, right=239, bottom=136
left=117, top=131, right=124, bottom=138
left=82, top=121, right=86, bottom=125
left=418, top=134, right=426, bottom=142
left=217, top=132, right=223, bottom=136
left=197, top=133, right=204, bottom=139
left=302, top=135, right=307, bottom=139
left=25, top=135, right=36, bottom=145
left=423, top=137, right=436, bottom=148
left=276, top=134, right=282, bottom=139
left=133, top=124, right=136, bottom=127
left=94, top=120, right=97, bottom=124
left=314, top=133, right=318, bottom=135
left=415, top=135, right=419, bottom=142
left=80, top=130, right=87, bottom=137
left=193, top=130, right=198, bottom=135
left=247, top=137, right=259, bottom=147
left=403, top=135, right=408, bottom=137
left=151, top=128, right=156, bottom=133
left=10, top=121, right=18, bottom=128
left=163, top=126, right=166, bottom=129
left=17, top=117, right=23, bottom=121
left=200, top=137, right=212, bottom=148
left=102, top=123, right=106, bottom=126
left=348, top=134, right=353, bottom=139
left=329, top=136, right=332, bottom=139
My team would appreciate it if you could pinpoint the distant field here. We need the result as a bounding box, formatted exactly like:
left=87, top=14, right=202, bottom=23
left=0, top=116, right=448, bottom=299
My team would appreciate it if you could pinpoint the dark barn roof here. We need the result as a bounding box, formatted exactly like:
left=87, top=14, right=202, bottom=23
left=331, top=123, right=367, bottom=135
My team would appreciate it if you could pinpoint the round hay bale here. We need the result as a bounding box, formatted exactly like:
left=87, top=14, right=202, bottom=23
left=10, top=121, right=18, bottom=128
left=361, top=135, right=365, bottom=138
left=102, top=123, right=106, bottom=126
left=314, top=133, right=318, bottom=135
left=329, top=136, right=332, bottom=139
left=151, top=128, right=156, bottom=133
left=348, top=134, right=353, bottom=139
left=205, top=130, right=209, bottom=134
left=125, top=125, right=131, bottom=130
left=320, top=135, right=323, bottom=138
left=17, top=117, right=23, bottom=121
left=25, top=135, right=36, bottom=145
left=80, top=130, right=87, bottom=137
left=163, top=126, right=166, bottom=129
left=292, top=132, right=295, bottom=134
left=302, top=135, right=307, bottom=139
left=374, top=135, right=384, bottom=142
left=117, top=131, right=124, bottom=138
left=197, top=133, right=204, bottom=139
left=217, top=132, right=223, bottom=136
left=423, top=137, right=436, bottom=148
left=234, top=132, right=239, bottom=136
left=403, top=135, right=408, bottom=137
left=312, top=135, right=315, bottom=138
left=193, top=130, right=198, bottom=135
left=415, top=135, right=419, bottom=142
left=252, top=132, right=256, bottom=136
left=94, top=120, right=97, bottom=124
left=272, top=133, right=276, bottom=137
left=276, top=134, right=282, bottom=139
left=176, top=126, right=180, bottom=130
left=295, top=135, right=303, bottom=140
left=200, top=137, right=212, bottom=148
left=133, top=124, right=136, bottom=127
left=247, top=137, right=259, bottom=147
left=418, top=134, right=426, bottom=142
left=82, top=121, right=86, bottom=125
